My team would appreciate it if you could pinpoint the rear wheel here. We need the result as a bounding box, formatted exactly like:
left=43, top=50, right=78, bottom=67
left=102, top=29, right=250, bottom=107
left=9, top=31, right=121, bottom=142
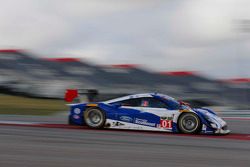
left=84, top=107, right=105, bottom=128
left=178, top=113, right=201, bottom=134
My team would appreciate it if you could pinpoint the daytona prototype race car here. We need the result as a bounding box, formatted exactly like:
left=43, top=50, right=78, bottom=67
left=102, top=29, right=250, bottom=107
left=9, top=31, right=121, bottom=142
left=65, top=90, right=230, bottom=134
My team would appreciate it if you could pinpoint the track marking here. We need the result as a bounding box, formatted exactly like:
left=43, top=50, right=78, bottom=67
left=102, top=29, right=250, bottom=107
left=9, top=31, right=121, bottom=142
left=0, top=121, right=38, bottom=125
left=222, top=117, right=250, bottom=121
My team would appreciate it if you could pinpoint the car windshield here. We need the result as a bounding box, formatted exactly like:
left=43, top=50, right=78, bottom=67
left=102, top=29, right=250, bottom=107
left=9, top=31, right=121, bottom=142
left=156, top=94, right=180, bottom=110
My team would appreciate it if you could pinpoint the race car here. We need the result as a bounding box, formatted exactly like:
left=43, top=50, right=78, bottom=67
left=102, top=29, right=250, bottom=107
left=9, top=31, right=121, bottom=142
left=65, top=90, right=230, bottom=135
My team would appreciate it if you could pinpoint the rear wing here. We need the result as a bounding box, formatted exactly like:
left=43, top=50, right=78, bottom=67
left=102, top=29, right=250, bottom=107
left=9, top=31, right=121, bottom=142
left=64, top=89, right=99, bottom=103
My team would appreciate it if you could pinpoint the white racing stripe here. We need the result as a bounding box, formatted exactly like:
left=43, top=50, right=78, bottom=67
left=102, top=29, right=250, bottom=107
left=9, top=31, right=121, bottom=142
left=105, top=119, right=172, bottom=132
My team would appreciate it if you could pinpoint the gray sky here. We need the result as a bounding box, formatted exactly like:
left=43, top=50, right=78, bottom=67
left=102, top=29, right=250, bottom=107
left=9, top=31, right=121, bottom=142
left=0, top=0, right=250, bottom=79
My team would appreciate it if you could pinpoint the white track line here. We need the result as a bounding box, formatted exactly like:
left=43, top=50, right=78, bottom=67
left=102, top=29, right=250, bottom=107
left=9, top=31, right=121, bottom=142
left=0, top=121, right=40, bottom=125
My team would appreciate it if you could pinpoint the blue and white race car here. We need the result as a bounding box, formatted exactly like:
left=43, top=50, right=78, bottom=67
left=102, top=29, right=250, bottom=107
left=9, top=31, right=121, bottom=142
left=66, top=91, right=230, bottom=135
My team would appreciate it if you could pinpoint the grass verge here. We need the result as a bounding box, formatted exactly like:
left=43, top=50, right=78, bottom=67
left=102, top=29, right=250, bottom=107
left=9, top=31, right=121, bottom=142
left=0, top=94, right=67, bottom=115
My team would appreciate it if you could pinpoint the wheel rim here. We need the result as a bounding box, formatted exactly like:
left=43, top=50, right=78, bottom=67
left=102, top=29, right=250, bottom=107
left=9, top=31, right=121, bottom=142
left=181, top=115, right=198, bottom=132
left=86, top=109, right=103, bottom=127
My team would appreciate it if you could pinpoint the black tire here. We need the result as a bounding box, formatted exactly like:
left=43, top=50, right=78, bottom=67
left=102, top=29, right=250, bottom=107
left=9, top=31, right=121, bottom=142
left=178, top=113, right=201, bottom=134
left=84, top=107, right=106, bottom=128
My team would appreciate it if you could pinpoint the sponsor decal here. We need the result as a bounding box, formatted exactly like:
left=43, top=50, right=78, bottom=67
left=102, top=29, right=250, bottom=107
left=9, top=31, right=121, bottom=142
left=112, top=122, right=125, bottom=126
left=73, top=115, right=80, bottom=119
left=116, top=122, right=125, bottom=126
left=160, top=116, right=173, bottom=120
left=74, top=108, right=81, bottom=114
left=135, top=118, right=156, bottom=127
left=120, top=116, right=133, bottom=123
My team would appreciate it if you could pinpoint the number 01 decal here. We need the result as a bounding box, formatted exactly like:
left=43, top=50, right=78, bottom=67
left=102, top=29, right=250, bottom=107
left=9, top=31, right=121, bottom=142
left=160, top=120, right=172, bottom=128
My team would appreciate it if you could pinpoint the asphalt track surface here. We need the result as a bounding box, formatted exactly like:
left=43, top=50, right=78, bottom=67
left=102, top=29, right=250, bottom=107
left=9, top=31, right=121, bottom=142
left=0, top=115, right=250, bottom=167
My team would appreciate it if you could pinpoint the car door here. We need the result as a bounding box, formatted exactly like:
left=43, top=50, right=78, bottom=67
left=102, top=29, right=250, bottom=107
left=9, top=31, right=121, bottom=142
left=115, top=98, right=160, bottom=130
left=114, top=98, right=142, bottom=124
left=137, top=97, right=177, bottom=131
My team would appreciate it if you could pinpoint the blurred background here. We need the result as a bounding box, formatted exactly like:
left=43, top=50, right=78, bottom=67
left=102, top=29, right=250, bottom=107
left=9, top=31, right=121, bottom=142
left=0, top=0, right=249, bottom=115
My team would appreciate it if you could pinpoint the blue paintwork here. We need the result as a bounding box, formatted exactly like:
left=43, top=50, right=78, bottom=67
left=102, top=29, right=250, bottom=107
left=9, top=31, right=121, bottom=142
left=69, top=104, right=86, bottom=125
left=200, top=107, right=217, bottom=115
left=193, top=109, right=211, bottom=127
left=172, top=122, right=179, bottom=133
left=68, top=93, right=224, bottom=134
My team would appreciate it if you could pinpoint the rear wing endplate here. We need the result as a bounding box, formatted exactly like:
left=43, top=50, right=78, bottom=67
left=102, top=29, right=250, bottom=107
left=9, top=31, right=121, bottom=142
left=64, top=89, right=99, bottom=103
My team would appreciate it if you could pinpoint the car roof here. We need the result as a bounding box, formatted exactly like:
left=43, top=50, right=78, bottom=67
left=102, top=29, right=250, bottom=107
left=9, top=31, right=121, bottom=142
left=104, top=93, right=153, bottom=103
left=104, top=93, right=175, bottom=104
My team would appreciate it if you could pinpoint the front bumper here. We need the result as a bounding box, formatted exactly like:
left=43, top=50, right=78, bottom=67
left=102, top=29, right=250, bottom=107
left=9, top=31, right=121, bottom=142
left=195, top=108, right=231, bottom=135
left=214, top=125, right=231, bottom=134
left=215, top=129, right=231, bottom=134
left=201, top=124, right=231, bottom=135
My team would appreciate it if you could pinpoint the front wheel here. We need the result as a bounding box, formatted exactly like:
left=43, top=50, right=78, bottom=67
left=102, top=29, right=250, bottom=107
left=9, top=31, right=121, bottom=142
left=178, top=113, right=201, bottom=134
left=84, top=107, right=106, bottom=128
